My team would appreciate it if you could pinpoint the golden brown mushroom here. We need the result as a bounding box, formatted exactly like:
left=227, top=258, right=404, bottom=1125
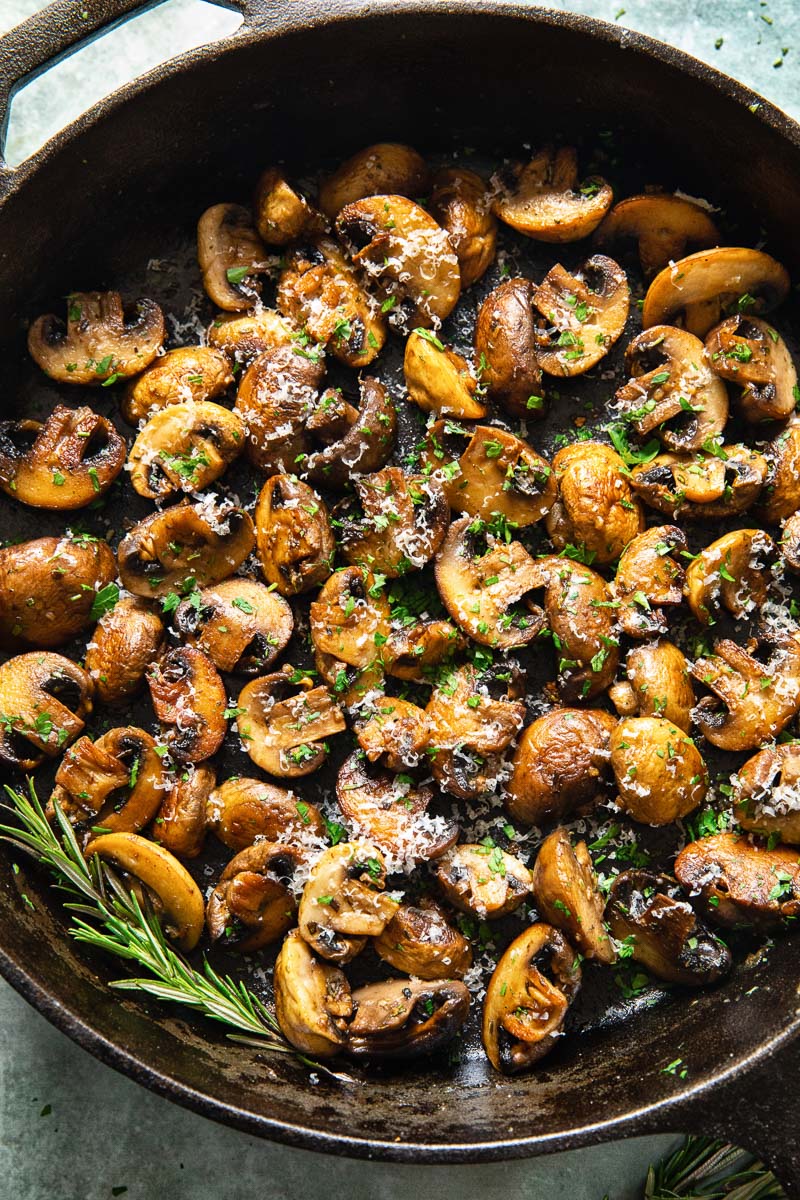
left=0, top=535, right=117, bottom=648
left=334, top=467, right=449, bottom=577
left=310, top=566, right=390, bottom=706
left=684, top=529, right=775, bottom=626
left=433, top=843, right=532, bottom=919
left=609, top=717, right=707, bottom=825
left=206, top=841, right=305, bottom=951
left=614, top=525, right=686, bottom=639
left=373, top=900, right=472, bottom=980
left=429, top=166, right=497, bottom=287
left=128, top=402, right=245, bottom=500
left=155, top=764, right=215, bottom=859
left=254, top=474, right=334, bottom=597
left=732, top=743, right=800, bottom=845
left=0, top=652, right=92, bottom=770
left=274, top=928, right=352, bottom=1058
left=233, top=343, right=324, bottom=476
left=121, top=346, right=233, bottom=424
left=760, top=419, right=800, bottom=524
left=630, top=443, right=768, bottom=520
left=301, top=377, right=397, bottom=488
left=546, top=442, right=643, bottom=564
left=206, top=309, right=294, bottom=365
left=236, top=668, right=346, bottom=778
left=608, top=640, right=695, bottom=733
left=492, top=146, right=612, bottom=242
left=84, top=596, right=165, bottom=705
left=532, top=828, right=615, bottom=963
left=346, top=978, right=470, bottom=1060
left=172, top=578, right=293, bottom=675
left=197, top=203, right=270, bottom=311
left=505, top=708, right=616, bottom=827
left=383, top=619, right=465, bottom=683
left=403, top=331, right=485, bottom=420
left=298, top=842, right=398, bottom=963
left=0, top=405, right=125, bottom=509
left=147, top=646, right=227, bottom=764
left=354, top=698, right=431, bottom=771
left=318, top=142, right=430, bottom=218
left=207, top=776, right=324, bottom=852
left=782, top=510, right=800, bottom=572
left=474, top=278, right=543, bottom=416
left=533, top=255, right=629, bottom=376
left=50, top=726, right=164, bottom=835
left=690, top=633, right=800, bottom=751
left=674, top=833, right=800, bottom=928
left=593, top=193, right=719, bottom=276
left=28, top=291, right=164, bottom=384
left=253, top=167, right=325, bottom=245
left=706, top=316, right=798, bottom=423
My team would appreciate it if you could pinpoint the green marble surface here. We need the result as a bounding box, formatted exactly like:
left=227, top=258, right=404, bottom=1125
left=0, top=0, right=797, bottom=1195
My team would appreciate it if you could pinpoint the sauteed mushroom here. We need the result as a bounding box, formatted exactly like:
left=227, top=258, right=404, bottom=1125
left=28, top=291, right=164, bottom=384
left=783, top=511, right=800, bottom=572
left=233, top=343, right=323, bottom=476
left=273, top=928, right=352, bottom=1058
left=706, top=316, right=798, bottom=423
left=253, top=167, right=324, bottom=245
left=310, top=566, right=391, bottom=704
left=354, top=698, right=431, bottom=771
left=594, top=193, right=719, bottom=276
left=51, top=726, right=164, bottom=834
left=493, top=146, right=612, bottom=242
left=319, top=142, right=430, bottom=218
left=383, top=618, right=465, bottom=682
left=206, top=309, right=293, bottom=364
left=347, top=978, right=470, bottom=1060
left=207, top=776, right=324, bottom=851
left=505, top=708, right=616, bottom=827
left=0, top=535, right=116, bottom=648
left=630, top=443, right=768, bottom=520
left=609, top=640, right=695, bottom=733
left=374, top=901, right=472, bottom=980
left=403, top=331, right=485, bottom=420
left=614, top=525, right=686, bottom=638
left=732, top=743, right=800, bottom=844
left=121, top=346, right=233, bottom=424
left=546, top=442, right=643, bottom=564
left=197, top=203, right=270, bottom=311
left=684, top=529, right=775, bottom=626
left=434, top=844, right=532, bottom=918
left=0, top=405, right=125, bottom=509
left=690, top=633, right=800, bottom=751
left=0, top=652, right=92, bottom=770
left=609, top=717, right=707, bottom=825
left=674, top=833, right=800, bottom=928
left=334, top=467, right=448, bottom=576
left=482, top=923, right=581, bottom=1074
left=172, top=578, right=293, bottom=675
left=84, top=596, right=165, bottom=705
left=207, top=841, right=304, bottom=951
left=533, top=255, right=629, bottom=376
left=129, top=402, right=245, bottom=500
left=237, top=669, right=346, bottom=777
left=530, top=556, right=619, bottom=701
left=302, top=377, right=397, bottom=488
left=255, top=474, right=334, bottom=596
left=760, top=419, right=800, bottom=524
left=474, top=278, right=542, bottom=416
left=156, top=764, right=215, bottom=859
left=147, top=646, right=227, bottom=764
left=532, top=828, right=615, bottom=963
left=298, top=842, right=398, bottom=963
left=429, top=166, right=497, bottom=287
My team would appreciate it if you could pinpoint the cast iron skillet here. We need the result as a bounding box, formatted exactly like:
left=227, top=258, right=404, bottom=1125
left=1, top=0, right=800, bottom=1188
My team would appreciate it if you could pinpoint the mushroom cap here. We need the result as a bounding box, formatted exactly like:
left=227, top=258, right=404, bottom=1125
left=274, top=928, right=352, bottom=1058
left=684, top=528, right=775, bottom=626
left=533, top=255, right=630, bottom=377
left=674, top=833, right=800, bottom=928
left=254, top=166, right=325, bottom=245
left=206, top=309, right=294, bottom=365
left=84, top=596, right=164, bottom=706
left=301, top=376, right=397, bottom=488
left=434, top=844, right=532, bottom=919
left=255, top=473, right=334, bottom=596
left=610, top=716, right=707, bottom=825
left=28, top=291, right=165, bottom=384
left=611, top=639, right=695, bottom=734
left=206, top=840, right=304, bottom=951
left=429, top=166, right=497, bottom=288
left=121, top=346, right=233, bottom=425
left=505, top=708, right=616, bottom=826
left=197, top=202, right=270, bottom=311
left=761, top=419, right=800, bottom=524
left=297, top=841, right=398, bottom=963
left=473, top=277, right=542, bottom=416
left=492, top=146, right=612, bottom=242
left=0, top=535, right=117, bottom=648
left=690, top=634, right=800, bottom=752
left=0, top=405, right=126, bottom=509
left=0, top=652, right=92, bottom=769
left=546, top=441, right=643, bottom=564
left=630, top=443, right=768, bottom=520
left=172, top=578, right=293, bottom=675
left=373, top=901, right=472, bottom=980
left=319, top=142, right=430, bottom=218
left=529, top=556, right=620, bottom=701
left=594, top=193, right=719, bottom=276
left=207, top=776, right=324, bottom=851
left=147, top=646, right=227, bottom=764
left=156, top=763, right=216, bottom=859
left=532, top=829, right=615, bottom=963
left=614, top=525, right=686, bottom=638
left=128, top=401, right=245, bottom=500
left=733, top=743, right=800, bottom=845
left=403, top=331, right=485, bottom=420
left=346, top=977, right=470, bottom=1060
left=705, top=315, right=798, bottom=423
left=233, top=343, right=323, bottom=476
left=334, top=467, right=449, bottom=577
left=236, top=671, right=346, bottom=778
left=642, top=247, right=790, bottom=336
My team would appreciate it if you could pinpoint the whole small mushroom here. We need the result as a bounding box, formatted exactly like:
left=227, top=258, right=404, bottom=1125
left=609, top=717, right=707, bottom=825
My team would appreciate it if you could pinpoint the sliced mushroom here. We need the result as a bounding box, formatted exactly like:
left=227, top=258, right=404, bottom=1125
left=474, top=278, right=543, bottom=416
left=233, top=343, right=323, bottom=476
left=760, top=418, right=800, bottom=524
left=373, top=900, right=472, bottom=980
left=147, top=646, right=226, bottom=764
left=593, top=193, right=720, bottom=276
left=253, top=167, right=325, bottom=245
left=505, top=708, right=616, bottom=826
left=685, top=529, right=775, bottom=626
left=403, top=331, right=485, bottom=419
left=0, top=535, right=117, bottom=648
left=429, top=166, right=497, bottom=287
left=690, top=633, right=800, bottom=751
left=319, top=142, right=430, bottom=218
left=610, top=717, right=707, bottom=825
left=533, top=255, right=629, bottom=376
left=482, top=923, right=581, bottom=1074
left=207, top=776, right=324, bottom=851
left=529, top=556, right=620, bottom=701
left=277, top=236, right=386, bottom=367
left=614, top=525, right=686, bottom=639
left=706, top=316, right=798, bottom=423
left=492, top=146, right=612, bottom=242
left=337, top=194, right=460, bottom=328
left=336, top=750, right=457, bottom=863
left=732, top=743, right=800, bottom=844
left=354, top=698, right=431, bottom=771
left=642, top=247, right=790, bottom=337
left=609, top=640, right=695, bottom=733
left=674, top=832, right=800, bottom=928
left=206, top=309, right=294, bottom=365
left=51, top=726, right=164, bottom=834
left=197, top=203, right=270, bottom=311
left=0, top=652, right=92, bottom=770
left=301, top=377, right=397, bottom=488
left=546, top=442, right=643, bottom=564
left=347, top=977, right=470, bottom=1060
left=532, top=828, right=615, bottom=963
left=298, top=842, right=398, bottom=963
left=310, top=566, right=391, bottom=704
left=434, top=843, right=532, bottom=919
left=255, top=474, right=334, bottom=597
left=630, top=443, right=768, bottom=520
left=434, top=516, right=544, bottom=649
left=155, top=764, right=215, bottom=859
left=206, top=841, right=304, bottom=951
left=84, top=596, right=165, bottom=705
left=614, top=326, right=729, bottom=452
left=172, top=578, right=293, bottom=675
left=0, top=405, right=125, bottom=509
left=85, top=831, right=205, bottom=951
left=237, top=669, right=346, bottom=778
left=128, top=402, right=245, bottom=500
left=274, top=928, right=353, bottom=1058
left=28, top=291, right=164, bottom=384
left=117, top=500, right=255, bottom=598
left=383, top=619, right=465, bottom=683
left=783, top=511, right=800, bottom=572
left=334, top=467, right=448, bottom=577
left=121, top=346, right=233, bottom=424
left=607, top=869, right=731, bottom=985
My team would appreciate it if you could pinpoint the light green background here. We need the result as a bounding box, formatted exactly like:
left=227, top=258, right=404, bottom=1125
left=0, top=1, right=797, bottom=1196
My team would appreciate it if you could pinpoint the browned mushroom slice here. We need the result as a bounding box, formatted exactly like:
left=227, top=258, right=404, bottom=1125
left=706, top=316, right=798, bottom=423
left=0, top=652, right=92, bottom=770
left=474, top=278, right=543, bottom=416
left=155, top=764, right=216, bottom=859
left=277, top=236, right=386, bottom=368
left=546, top=442, right=643, bottom=564
left=784, top=511, right=800, bottom=572
left=0, top=405, right=125, bottom=509
left=233, top=343, right=323, bottom=476
left=607, top=870, right=731, bottom=985
left=310, top=566, right=391, bottom=704
left=426, top=662, right=525, bottom=800
left=84, top=596, right=165, bottom=706
left=354, top=698, right=431, bottom=771
left=121, top=346, right=234, bottom=424
left=172, top=579, right=293, bottom=675
left=117, top=500, right=255, bottom=598
left=533, top=255, right=629, bottom=376
left=274, top=928, right=352, bottom=1058
left=129, top=402, right=245, bottom=500
left=51, top=726, right=164, bottom=834
left=593, top=193, right=720, bottom=276
left=691, top=633, right=800, bottom=752
left=28, top=291, right=165, bottom=384
left=253, top=167, right=325, bottom=245
left=685, top=529, right=775, bottom=626
left=761, top=419, right=800, bottom=524
left=207, top=776, right=324, bottom=851
left=630, top=444, right=767, bottom=520
left=237, top=669, right=346, bottom=778
left=319, top=142, right=430, bottom=218
left=732, top=743, right=800, bottom=844
left=614, top=525, right=686, bottom=638
left=609, top=640, right=695, bottom=733
left=403, top=330, right=485, bottom=420
left=434, top=844, right=532, bottom=918
left=529, top=556, right=619, bottom=701
left=434, top=516, right=543, bottom=649
left=674, top=833, right=800, bottom=928
left=482, top=923, right=581, bottom=1074
left=147, top=646, right=226, bottom=764
left=493, top=146, right=612, bottom=242
left=336, top=194, right=460, bottom=328
left=298, top=842, right=398, bottom=963
left=334, top=467, right=449, bottom=577
left=0, top=535, right=116, bottom=649
left=206, top=309, right=294, bottom=365
left=207, top=841, right=305, bottom=952
left=429, top=166, right=497, bottom=288
left=301, top=377, right=397, bottom=488
left=383, top=619, right=465, bottom=682
left=346, top=977, right=470, bottom=1060
left=336, top=751, right=457, bottom=864
left=610, top=717, right=707, bottom=825
left=49, top=734, right=128, bottom=826
left=254, top=474, right=334, bottom=597
left=197, top=203, right=270, bottom=311
left=615, top=326, right=729, bottom=452
left=505, top=709, right=616, bottom=827
left=642, top=247, right=790, bottom=336
left=533, top=829, right=615, bottom=963
left=374, top=900, right=473, bottom=980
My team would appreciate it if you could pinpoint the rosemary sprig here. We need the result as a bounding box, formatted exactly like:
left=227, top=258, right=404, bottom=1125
left=0, top=782, right=350, bottom=1082
left=643, top=1135, right=784, bottom=1199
